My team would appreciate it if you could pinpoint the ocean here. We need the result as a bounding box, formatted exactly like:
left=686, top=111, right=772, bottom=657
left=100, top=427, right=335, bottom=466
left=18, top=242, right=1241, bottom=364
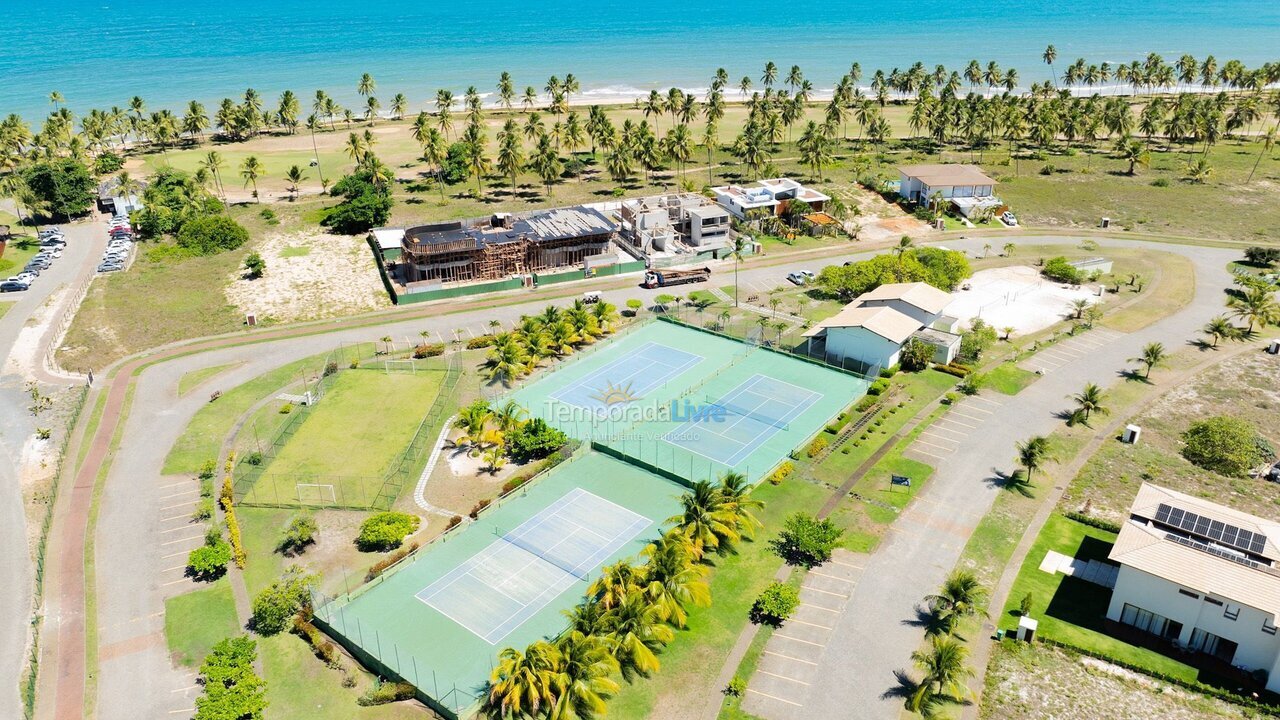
left=4, top=0, right=1279, bottom=122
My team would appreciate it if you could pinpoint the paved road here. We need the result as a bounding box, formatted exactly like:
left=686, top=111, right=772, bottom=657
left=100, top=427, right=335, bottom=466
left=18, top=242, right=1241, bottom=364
left=41, top=232, right=1235, bottom=720
left=744, top=238, right=1237, bottom=720
left=0, top=221, right=104, bottom=720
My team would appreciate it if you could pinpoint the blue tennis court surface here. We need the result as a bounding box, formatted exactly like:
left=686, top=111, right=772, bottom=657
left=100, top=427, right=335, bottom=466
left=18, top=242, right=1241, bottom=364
left=415, top=488, right=651, bottom=644
left=663, top=374, right=822, bottom=466
left=548, top=341, right=702, bottom=414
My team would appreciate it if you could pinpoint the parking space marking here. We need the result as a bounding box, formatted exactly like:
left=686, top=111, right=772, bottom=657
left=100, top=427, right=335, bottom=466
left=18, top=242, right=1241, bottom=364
left=828, top=558, right=862, bottom=569
left=808, top=570, right=854, bottom=584
left=161, top=578, right=192, bottom=587
left=746, top=688, right=803, bottom=706
left=171, top=685, right=198, bottom=693
left=801, top=585, right=846, bottom=598
left=966, top=395, right=1002, bottom=407
left=908, top=446, right=951, bottom=461
left=158, top=524, right=198, bottom=534
left=913, top=438, right=955, bottom=453
left=158, top=481, right=192, bottom=490
left=161, top=565, right=188, bottom=573
left=158, top=489, right=199, bottom=501
left=765, top=650, right=819, bottom=666
left=923, top=424, right=967, bottom=438
left=957, top=403, right=993, bottom=415
left=919, top=431, right=961, bottom=445
left=161, top=549, right=196, bottom=560
left=774, top=633, right=822, bottom=647
left=159, top=500, right=198, bottom=512
left=948, top=411, right=986, bottom=423
left=801, top=603, right=840, bottom=614
left=786, top=618, right=832, bottom=630
left=936, top=417, right=978, bottom=430
left=758, top=669, right=809, bottom=686
left=160, top=513, right=194, bottom=523
left=161, top=534, right=205, bottom=546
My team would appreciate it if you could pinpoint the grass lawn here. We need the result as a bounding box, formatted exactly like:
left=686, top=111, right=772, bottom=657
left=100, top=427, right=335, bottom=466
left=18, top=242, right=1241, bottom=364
left=163, top=351, right=334, bottom=475
left=983, top=363, right=1039, bottom=395
left=163, top=579, right=240, bottom=667
left=0, top=234, right=39, bottom=276
left=1100, top=250, right=1197, bottom=333
left=177, top=362, right=244, bottom=397
left=999, top=513, right=1199, bottom=682
left=608, top=480, right=833, bottom=719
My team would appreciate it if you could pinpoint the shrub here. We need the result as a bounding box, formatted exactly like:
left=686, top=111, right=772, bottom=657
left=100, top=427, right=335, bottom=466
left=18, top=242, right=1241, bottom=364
left=469, top=498, right=492, bottom=519
left=854, top=395, right=879, bottom=412
left=365, top=542, right=419, bottom=582
left=900, top=338, right=934, bottom=372
left=192, top=498, right=215, bottom=521
left=356, top=512, right=420, bottom=552
left=501, top=476, right=528, bottom=494
left=866, top=378, right=890, bottom=396
left=245, top=451, right=264, bottom=466
left=279, top=402, right=293, bottom=414
left=1181, top=416, right=1270, bottom=478
left=1041, top=256, right=1083, bottom=284
left=187, top=536, right=231, bottom=580
left=878, top=364, right=900, bottom=378
left=1150, top=177, right=1170, bottom=187
left=771, top=512, right=844, bottom=568
left=176, top=215, right=250, bottom=255
left=412, top=343, right=445, bottom=358
left=292, top=617, right=341, bottom=668
left=278, top=514, right=318, bottom=555
left=222, top=492, right=247, bottom=568
left=194, top=637, right=266, bottom=720
left=358, top=680, right=417, bottom=706
left=958, top=319, right=998, bottom=363
left=506, top=417, right=570, bottom=464
left=751, top=582, right=800, bottom=626
left=198, top=459, right=218, bottom=480
left=1063, top=511, right=1122, bottom=533
left=935, top=364, right=968, bottom=378
left=768, top=461, right=795, bottom=486
left=323, top=360, right=338, bottom=376
left=1244, top=246, right=1280, bottom=266
left=250, top=568, right=317, bottom=635
left=94, top=151, right=125, bottom=174
left=466, top=334, right=496, bottom=349
left=1020, top=592, right=1034, bottom=616
left=446, top=515, right=464, bottom=530
left=726, top=676, right=747, bottom=696
left=243, top=251, right=266, bottom=279
left=805, top=435, right=829, bottom=458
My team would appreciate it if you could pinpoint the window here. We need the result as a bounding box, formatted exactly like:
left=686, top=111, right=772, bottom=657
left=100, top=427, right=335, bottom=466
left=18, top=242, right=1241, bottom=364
left=1224, top=604, right=1240, bottom=621
left=1189, top=628, right=1239, bottom=663
left=1263, top=618, right=1277, bottom=636
left=1120, top=603, right=1179, bottom=639
left=1205, top=596, right=1224, bottom=607
left=1177, top=589, right=1200, bottom=599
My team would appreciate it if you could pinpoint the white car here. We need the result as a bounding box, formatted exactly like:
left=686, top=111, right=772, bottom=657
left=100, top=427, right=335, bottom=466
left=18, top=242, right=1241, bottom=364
left=1001, top=211, right=1018, bottom=226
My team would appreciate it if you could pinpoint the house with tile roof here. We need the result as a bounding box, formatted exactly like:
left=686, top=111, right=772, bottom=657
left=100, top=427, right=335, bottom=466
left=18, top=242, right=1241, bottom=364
left=802, top=282, right=960, bottom=374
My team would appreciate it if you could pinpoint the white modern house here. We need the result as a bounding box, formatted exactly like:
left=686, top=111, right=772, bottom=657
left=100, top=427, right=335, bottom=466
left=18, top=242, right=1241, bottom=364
left=712, top=178, right=831, bottom=219
left=802, top=282, right=960, bottom=373
left=1106, top=483, right=1280, bottom=690
left=617, top=193, right=731, bottom=254
left=897, top=164, right=1001, bottom=218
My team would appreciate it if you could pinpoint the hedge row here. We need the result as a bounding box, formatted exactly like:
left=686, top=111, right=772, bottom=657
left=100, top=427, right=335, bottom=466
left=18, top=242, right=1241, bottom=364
left=768, top=461, right=795, bottom=486
left=1063, top=512, right=1122, bottom=534
left=365, top=542, right=420, bottom=582
left=221, top=476, right=247, bottom=568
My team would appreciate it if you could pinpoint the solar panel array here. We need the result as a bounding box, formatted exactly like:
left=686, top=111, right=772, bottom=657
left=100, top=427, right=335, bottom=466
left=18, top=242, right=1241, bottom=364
left=1165, top=533, right=1263, bottom=571
left=1155, top=503, right=1268, bottom=555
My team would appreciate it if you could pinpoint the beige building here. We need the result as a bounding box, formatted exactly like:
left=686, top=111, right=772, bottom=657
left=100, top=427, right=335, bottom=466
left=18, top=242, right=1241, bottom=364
left=803, top=282, right=960, bottom=373
left=898, top=164, right=1001, bottom=218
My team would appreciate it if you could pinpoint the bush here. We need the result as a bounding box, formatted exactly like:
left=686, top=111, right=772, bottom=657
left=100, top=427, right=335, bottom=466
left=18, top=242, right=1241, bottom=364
left=1041, top=256, right=1083, bottom=284
left=805, top=435, right=829, bottom=458
left=198, top=459, right=218, bottom=480
left=194, top=637, right=266, bottom=720
left=935, top=364, right=968, bottom=378
left=469, top=498, right=492, bottom=519
left=726, top=675, right=747, bottom=697
left=358, top=680, right=417, bottom=706
left=412, top=343, right=445, bottom=358
left=446, top=515, right=464, bottom=530
left=187, top=536, right=232, bottom=580
left=1020, top=592, right=1034, bottom=616
left=958, top=319, right=998, bottom=363
left=501, top=476, right=528, bottom=494
left=243, top=251, right=266, bottom=279
left=866, top=378, right=890, bottom=396
left=854, top=395, right=879, bottom=412
left=245, top=451, right=264, bottom=466
left=176, top=215, right=250, bottom=255
left=356, top=512, right=420, bottom=552
left=900, top=338, right=933, bottom=372
left=767, top=461, right=795, bottom=485
left=771, top=512, right=844, bottom=568
left=1181, top=416, right=1270, bottom=478
left=466, top=334, right=496, bottom=349
left=278, top=514, right=318, bottom=555
left=250, top=568, right=317, bottom=635
left=365, top=542, right=419, bottom=582
left=505, top=417, right=570, bottom=464
left=279, top=402, right=293, bottom=414
left=323, top=360, right=339, bottom=376
left=94, top=151, right=125, bottom=174
left=1063, top=511, right=1122, bottom=534
left=878, top=364, right=900, bottom=378
left=751, top=582, right=800, bottom=626
left=1244, top=246, right=1280, bottom=266
left=192, top=498, right=215, bottom=521
left=292, top=617, right=341, bottom=668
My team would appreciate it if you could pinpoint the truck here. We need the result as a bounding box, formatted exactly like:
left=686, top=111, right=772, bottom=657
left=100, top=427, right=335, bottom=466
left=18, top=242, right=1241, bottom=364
left=642, top=267, right=710, bottom=289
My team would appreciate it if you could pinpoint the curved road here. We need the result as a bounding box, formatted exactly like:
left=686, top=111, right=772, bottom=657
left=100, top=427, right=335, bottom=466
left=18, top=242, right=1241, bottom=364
left=37, top=232, right=1242, bottom=720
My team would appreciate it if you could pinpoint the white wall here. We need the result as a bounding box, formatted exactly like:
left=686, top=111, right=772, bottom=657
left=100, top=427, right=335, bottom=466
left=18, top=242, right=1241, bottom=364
left=824, top=327, right=901, bottom=371
left=1108, top=566, right=1280, bottom=675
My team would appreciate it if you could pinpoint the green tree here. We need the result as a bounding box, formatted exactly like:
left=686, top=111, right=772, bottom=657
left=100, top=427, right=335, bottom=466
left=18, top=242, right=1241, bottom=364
left=751, top=581, right=799, bottom=625
left=667, top=480, right=739, bottom=557
left=194, top=636, right=266, bottom=720
left=1202, top=315, right=1237, bottom=347
left=1182, top=416, right=1270, bottom=477
left=639, top=529, right=710, bottom=628
left=1228, top=285, right=1279, bottom=332
left=177, top=215, right=250, bottom=255
left=240, top=155, right=263, bottom=202
left=1130, top=341, right=1167, bottom=378
left=770, top=512, right=843, bottom=568
left=243, top=251, right=266, bottom=279
left=277, top=514, right=317, bottom=555
left=249, top=568, right=316, bottom=635
left=20, top=159, right=95, bottom=220
left=284, top=165, right=306, bottom=199
left=1016, top=435, right=1050, bottom=480
left=909, top=635, right=974, bottom=713
left=487, top=641, right=559, bottom=718
left=1069, top=382, right=1109, bottom=422
left=355, top=512, right=420, bottom=552
left=551, top=631, right=619, bottom=719
left=924, top=570, right=986, bottom=635
left=603, top=590, right=673, bottom=675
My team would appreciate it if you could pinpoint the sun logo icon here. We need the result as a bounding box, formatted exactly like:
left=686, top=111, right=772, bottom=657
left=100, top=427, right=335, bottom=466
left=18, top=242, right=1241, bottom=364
left=591, top=379, right=641, bottom=406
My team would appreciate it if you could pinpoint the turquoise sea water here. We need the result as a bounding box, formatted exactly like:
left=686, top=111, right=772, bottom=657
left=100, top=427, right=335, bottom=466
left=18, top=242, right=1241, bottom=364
left=4, top=1, right=1278, bottom=121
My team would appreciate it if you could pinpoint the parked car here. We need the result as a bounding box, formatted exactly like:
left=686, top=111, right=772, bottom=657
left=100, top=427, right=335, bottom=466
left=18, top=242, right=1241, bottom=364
left=40, top=237, right=67, bottom=248
left=36, top=249, right=62, bottom=259
left=0, top=280, right=29, bottom=292
left=26, top=259, right=52, bottom=271
left=97, top=263, right=124, bottom=273
left=38, top=228, right=64, bottom=240
left=1001, top=211, right=1018, bottom=226
left=786, top=272, right=806, bottom=285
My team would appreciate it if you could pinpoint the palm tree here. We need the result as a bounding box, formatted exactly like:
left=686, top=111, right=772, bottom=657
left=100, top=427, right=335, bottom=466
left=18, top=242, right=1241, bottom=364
left=531, top=134, right=563, bottom=198
left=357, top=73, right=376, bottom=99
left=589, top=561, right=645, bottom=610
left=639, top=529, right=710, bottom=628
left=487, top=642, right=559, bottom=718
left=604, top=590, right=674, bottom=675
left=1202, top=315, right=1236, bottom=347
left=1016, top=436, right=1050, bottom=480
left=1228, top=285, right=1279, bottom=333
left=453, top=403, right=493, bottom=449
left=667, top=480, right=739, bottom=556
left=483, top=338, right=531, bottom=386
left=1068, top=298, right=1090, bottom=319
left=200, top=151, right=227, bottom=200
left=390, top=93, right=408, bottom=120
left=1247, top=125, right=1276, bottom=184
left=717, top=471, right=764, bottom=540
left=1042, top=44, right=1058, bottom=88
left=551, top=631, right=619, bottom=720
left=1117, top=138, right=1149, bottom=175
left=239, top=156, right=263, bottom=202
left=461, top=122, right=491, bottom=196
left=419, top=126, right=449, bottom=202
left=730, top=235, right=749, bottom=307
left=1130, top=342, right=1167, bottom=378
left=1003, top=242, right=1015, bottom=257
left=924, top=570, right=986, bottom=635
left=892, top=235, right=914, bottom=264
left=1070, top=382, right=1109, bottom=422
left=497, top=71, right=515, bottom=110
left=490, top=400, right=526, bottom=436
left=284, top=165, right=306, bottom=199
left=496, top=119, right=524, bottom=192
left=909, top=636, right=975, bottom=712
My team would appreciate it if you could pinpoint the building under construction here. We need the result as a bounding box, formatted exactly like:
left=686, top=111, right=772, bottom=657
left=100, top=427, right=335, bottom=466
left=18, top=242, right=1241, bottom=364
left=400, top=206, right=618, bottom=285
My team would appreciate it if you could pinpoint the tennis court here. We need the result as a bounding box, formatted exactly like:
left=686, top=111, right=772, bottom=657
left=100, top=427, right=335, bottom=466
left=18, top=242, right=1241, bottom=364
left=417, top=488, right=652, bottom=644
left=548, top=341, right=703, bottom=415
left=664, top=374, right=822, bottom=466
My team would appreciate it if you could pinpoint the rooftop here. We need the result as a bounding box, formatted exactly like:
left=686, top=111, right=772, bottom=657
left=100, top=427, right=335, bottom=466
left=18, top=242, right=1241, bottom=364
left=804, top=305, right=921, bottom=344
left=856, top=282, right=952, bottom=315
left=898, top=164, right=997, bottom=187
left=1110, top=483, right=1280, bottom=617
left=406, top=206, right=616, bottom=250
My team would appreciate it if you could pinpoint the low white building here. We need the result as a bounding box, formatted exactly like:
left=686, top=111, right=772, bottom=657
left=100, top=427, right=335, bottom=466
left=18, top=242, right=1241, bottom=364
left=1106, top=483, right=1280, bottom=690
left=803, top=282, right=960, bottom=373
left=712, top=177, right=831, bottom=219
left=898, top=164, right=1001, bottom=218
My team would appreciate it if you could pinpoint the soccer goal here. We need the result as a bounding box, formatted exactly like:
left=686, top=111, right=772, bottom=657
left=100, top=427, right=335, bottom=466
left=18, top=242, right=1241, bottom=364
left=296, top=483, right=337, bottom=505
left=384, top=359, right=419, bottom=375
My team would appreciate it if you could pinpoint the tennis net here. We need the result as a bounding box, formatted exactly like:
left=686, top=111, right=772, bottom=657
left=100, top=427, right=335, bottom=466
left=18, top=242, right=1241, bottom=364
left=705, top=395, right=791, bottom=430
left=497, top=527, right=596, bottom=580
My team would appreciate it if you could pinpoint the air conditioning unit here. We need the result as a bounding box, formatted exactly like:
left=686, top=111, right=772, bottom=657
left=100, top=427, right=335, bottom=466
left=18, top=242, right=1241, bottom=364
left=1122, top=424, right=1141, bottom=444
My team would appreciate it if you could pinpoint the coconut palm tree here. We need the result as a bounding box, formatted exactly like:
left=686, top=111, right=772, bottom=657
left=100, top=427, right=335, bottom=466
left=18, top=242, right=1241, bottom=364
left=589, top=301, right=619, bottom=333
left=531, top=134, right=563, bottom=198
left=496, top=119, right=524, bottom=192
left=1042, top=44, right=1058, bottom=88
left=717, top=471, right=764, bottom=540
left=497, top=72, right=515, bottom=110
left=545, top=321, right=580, bottom=357
left=284, top=165, right=306, bottom=199
left=1130, top=342, right=1167, bottom=378
left=909, top=635, right=975, bottom=712
left=1016, top=435, right=1050, bottom=480
left=453, top=402, right=494, bottom=449
left=1247, top=125, right=1276, bottom=184
left=667, top=480, right=739, bottom=556
left=1068, top=298, right=1090, bottom=319
left=483, top=338, right=531, bottom=386
left=924, top=570, right=986, bottom=635
left=1202, top=315, right=1236, bottom=347
left=461, top=121, right=491, bottom=196
left=639, top=529, right=709, bottom=628
left=590, top=561, right=645, bottom=610
left=1070, top=382, right=1109, bottom=422
left=490, top=400, right=526, bottom=436
left=1228, top=285, right=1279, bottom=333
left=239, top=156, right=263, bottom=202
left=1003, top=242, right=1015, bottom=257
left=603, top=590, right=674, bottom=675
left=1116, top=137, right=1149, bottom=175
left=419, top=126, right=449, bottom=202
left=199, top=151, right=227, bottom=200
left=487, top=641, right=560, bottom=718
left=550, top=631, right=619, bottom=720
left=892, top=235, right=914, bottom=263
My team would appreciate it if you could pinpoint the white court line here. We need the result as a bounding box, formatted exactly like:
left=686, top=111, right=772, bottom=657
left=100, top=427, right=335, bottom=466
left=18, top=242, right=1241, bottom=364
left=548, top=341, right=701, bottom=412
left=765, top=650, right=819, bottom=666
left=746, top=688, right=803, bottom=706
left=664, top=373, right=821, bottom=466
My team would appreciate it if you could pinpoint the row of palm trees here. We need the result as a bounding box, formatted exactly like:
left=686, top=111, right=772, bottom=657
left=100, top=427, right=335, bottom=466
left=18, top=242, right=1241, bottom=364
left=486, top=473, right=762, bottom=718
left=482, top=301, right=620, bottom=386
left=451, top=399, right=529, bottom=473
left=909, top=570, right=985, bottom=714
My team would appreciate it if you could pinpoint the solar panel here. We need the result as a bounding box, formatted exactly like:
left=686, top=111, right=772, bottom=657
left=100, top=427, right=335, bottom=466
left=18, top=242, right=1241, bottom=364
left=1165, top=533, right=1262, bottom=570
left=1153, top=503, right=1269, bottom=557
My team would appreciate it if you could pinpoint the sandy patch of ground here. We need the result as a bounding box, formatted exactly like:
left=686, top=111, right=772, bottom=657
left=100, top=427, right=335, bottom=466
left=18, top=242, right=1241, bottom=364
left=425, top=433, right=527, bottom=516
left=946, top=265, right=1101, bottom=335
left=224, top=229, right=390, bottom=323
